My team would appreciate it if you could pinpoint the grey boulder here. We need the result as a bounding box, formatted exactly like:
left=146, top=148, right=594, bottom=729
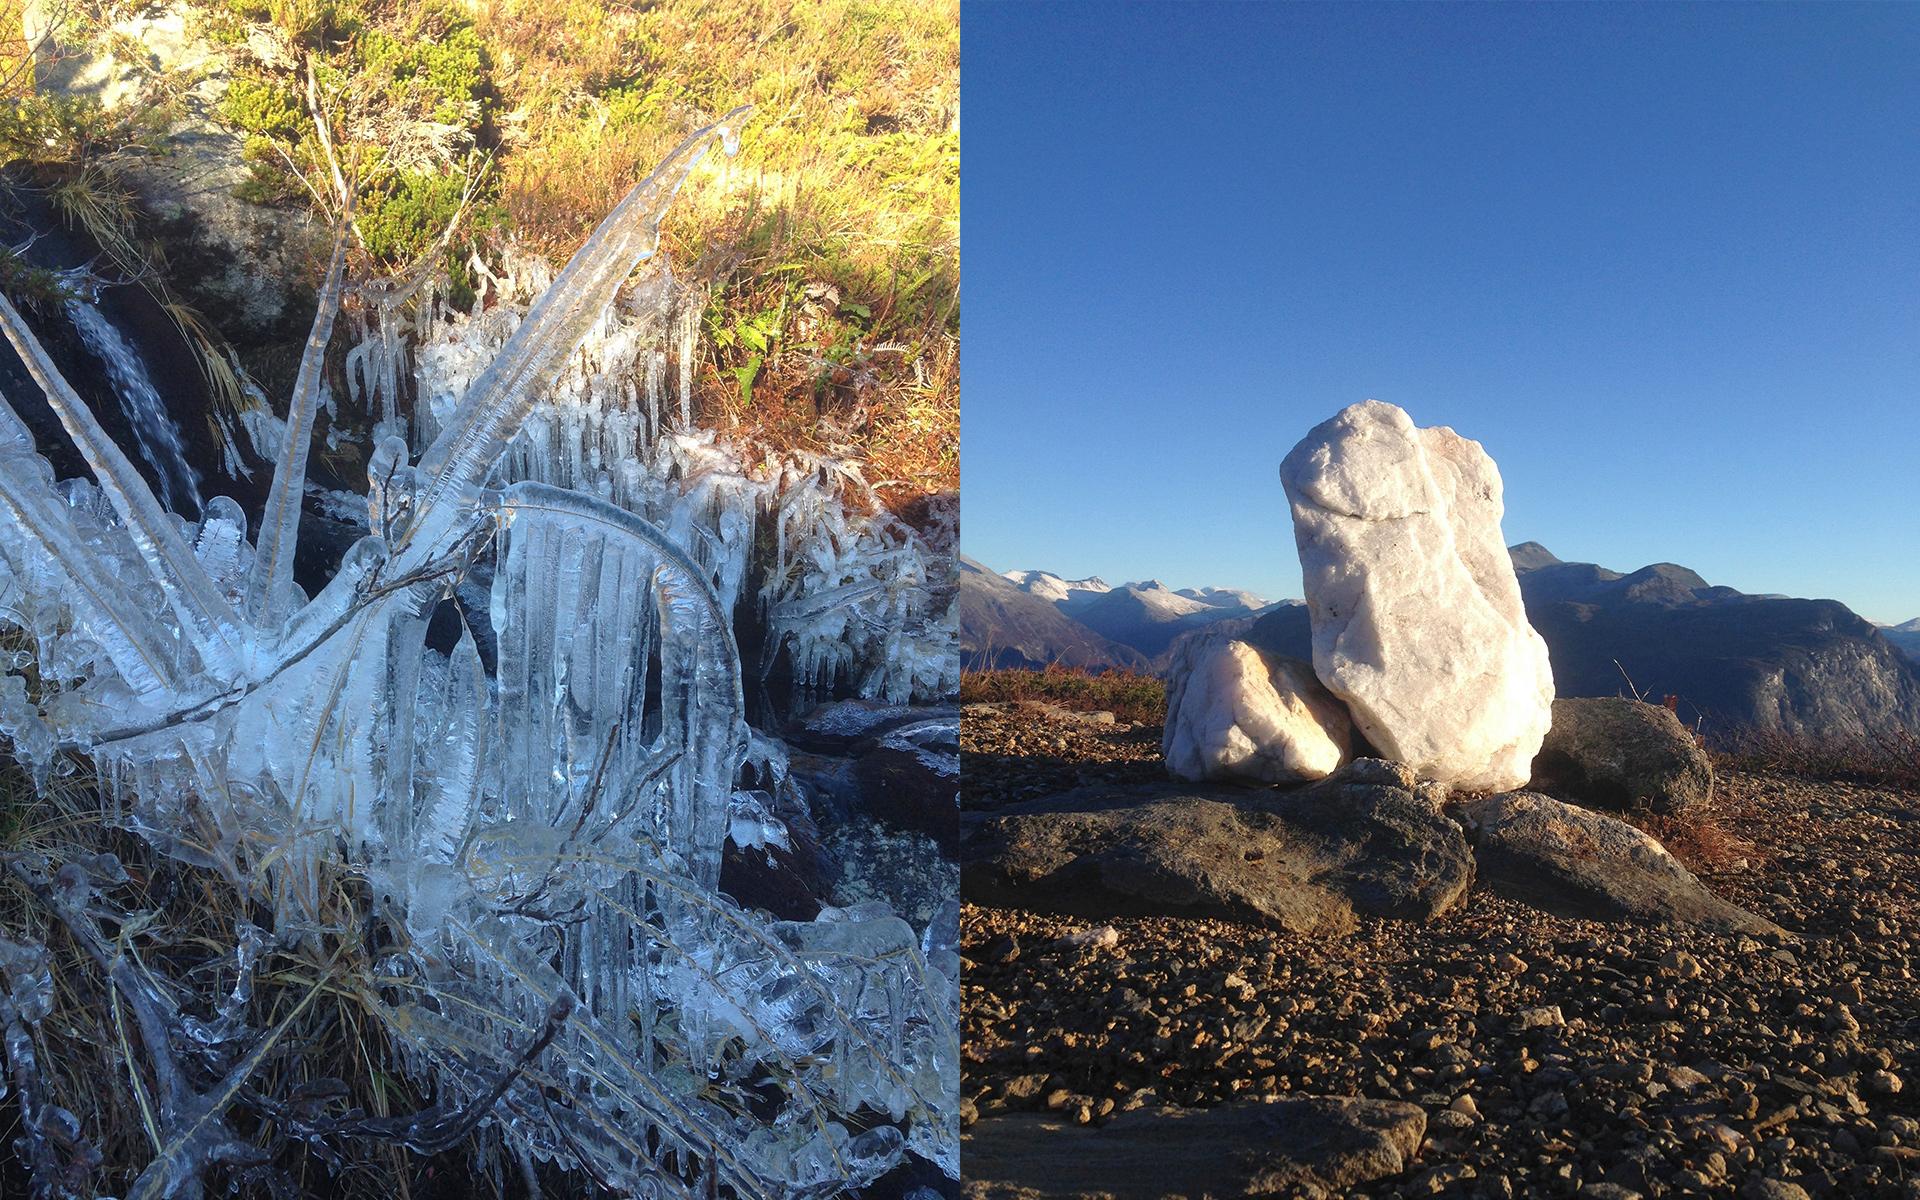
left=962, top=767, right=1473, bottom=934
left=1529, top=697, right=1714, bottom=815
left=1456, top=791, right=1780, bottom=935
left=961, top=1097, right=1427, bottom=1200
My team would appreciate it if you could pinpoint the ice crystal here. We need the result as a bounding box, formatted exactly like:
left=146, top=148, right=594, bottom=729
left=0, top=110, right=956, bottom=1197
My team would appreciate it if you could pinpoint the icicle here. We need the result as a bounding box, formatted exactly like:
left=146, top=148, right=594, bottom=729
left=246, top=232, right=349, bottom=628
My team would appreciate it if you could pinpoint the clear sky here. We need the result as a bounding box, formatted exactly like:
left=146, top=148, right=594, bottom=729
left=962, top=2, right=1920, bottom=625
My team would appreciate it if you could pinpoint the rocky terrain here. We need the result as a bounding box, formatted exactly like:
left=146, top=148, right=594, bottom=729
left=961, top=704, right=1920, bottom=1199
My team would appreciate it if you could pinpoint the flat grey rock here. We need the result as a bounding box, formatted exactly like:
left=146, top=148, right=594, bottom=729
left=962, top=771, right=1473, bottom=934
left=1457, top=791, right=1780, bottom=935
left=961, top=1097, right=1427, bottom=1200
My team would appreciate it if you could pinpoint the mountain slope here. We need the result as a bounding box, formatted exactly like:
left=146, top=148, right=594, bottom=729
left=1229, top=546, right=1920, bottom=742
left=1511, top=551, right=1920, bottom=739
left=1071, top=582, right=1253, bottom=659
left=1880, top=619, right=1920, bottom=663
left=961, top=558, right=1148, bottom=671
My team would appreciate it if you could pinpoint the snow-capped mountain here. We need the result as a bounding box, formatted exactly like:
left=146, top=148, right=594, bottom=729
left=999, top=569, right=1114, bottom=611
left=1176, top=585, right=1272, bottom=610
left=979, top=567, right=1293, bottom=662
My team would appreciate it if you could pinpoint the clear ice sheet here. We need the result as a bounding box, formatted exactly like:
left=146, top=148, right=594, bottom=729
left=0, top=109, right=956, bottom=1197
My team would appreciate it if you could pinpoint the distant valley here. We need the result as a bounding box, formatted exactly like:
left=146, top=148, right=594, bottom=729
left=962, top=544, right=1920, bottom=741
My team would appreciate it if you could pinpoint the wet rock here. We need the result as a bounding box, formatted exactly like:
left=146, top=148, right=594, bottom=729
left=789, top=698, right=930, bottom=754
left=1530, top=697, right=1714, bottom=815
left=1457, top=792, right=1780, bottom=935
left=960, top=1097, right=1426, bottom=1199
left=853, top=713, right=959, bottom=849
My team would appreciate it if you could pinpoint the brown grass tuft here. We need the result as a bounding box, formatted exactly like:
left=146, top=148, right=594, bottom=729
left=1630, top=808, right=1765, bottom=876
left=961, top=666, right=1168, bottom=726
left=1714, top=728, right=1920, bottom=792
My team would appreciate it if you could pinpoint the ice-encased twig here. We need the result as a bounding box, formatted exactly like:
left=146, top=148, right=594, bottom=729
left=399, top=108, right=750, bottom=564
left=245, top=229, right=350, bottom=627
left=0, top=398, right=182, bottom=705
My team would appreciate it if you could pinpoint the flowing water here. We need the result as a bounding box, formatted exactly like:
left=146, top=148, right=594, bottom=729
left=63, top=299, right=205, bottom=515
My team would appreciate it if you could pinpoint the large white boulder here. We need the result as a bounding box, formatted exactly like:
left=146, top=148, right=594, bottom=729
left=1279, top=400, right=1554, bottom=791
left=1163, top=637, right=1353, bottom=783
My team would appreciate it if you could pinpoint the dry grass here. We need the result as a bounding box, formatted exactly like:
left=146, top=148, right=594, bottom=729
left=1714, top=727, right=1920, bottom=792
left=961, top=667, right=1169, bottom=726
left=1629, top=807, right=1766, bottom=876
left=194, top=0, right=958, bottom=511
left=0, top=747, right=448, bottom=1199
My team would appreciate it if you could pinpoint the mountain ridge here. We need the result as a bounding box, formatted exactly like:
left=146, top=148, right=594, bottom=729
left=962, top=545, right=1920, bottom=740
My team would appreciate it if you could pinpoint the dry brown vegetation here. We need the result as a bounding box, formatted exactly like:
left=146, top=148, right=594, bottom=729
left=1715, top=727, right=1920, bottom=792
left=961, top=667, right=1169, bottom=726
left=200, top=0, right=958, bottom=508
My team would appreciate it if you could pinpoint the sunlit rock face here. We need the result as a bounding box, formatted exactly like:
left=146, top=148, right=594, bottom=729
left=1279, top=400, right=1554, bottom=792
left=1162, top=638, right=1352, bottom=784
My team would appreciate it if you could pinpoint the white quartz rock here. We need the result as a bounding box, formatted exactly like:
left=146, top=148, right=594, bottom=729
left=1279, top=400, right=1554, bottom=791
left=1163, top=638, right=1353, bottom=783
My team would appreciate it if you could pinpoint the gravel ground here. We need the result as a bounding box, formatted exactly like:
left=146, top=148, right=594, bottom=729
left=962, top=706, right=1920, bottom=1199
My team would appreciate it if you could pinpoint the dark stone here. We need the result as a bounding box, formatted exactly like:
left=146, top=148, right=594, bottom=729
left=853, top=714, right=959, bottom=851
left=960, top=1097, right=1427, bottom=1200
left=1530, top=697, right=1715, bottom=816
left=1457, top=791, right=1781, bottom=935
left=719, top=838, right=825, bottom=922
left=961, top=774, right=1472, bottom=933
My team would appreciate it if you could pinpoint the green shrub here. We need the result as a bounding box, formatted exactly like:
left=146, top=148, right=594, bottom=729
left=362, top=13, right=491, bottom=128
left=356, top=169, right=467, bottom=263
left=222, top=76, right=306, bottom=139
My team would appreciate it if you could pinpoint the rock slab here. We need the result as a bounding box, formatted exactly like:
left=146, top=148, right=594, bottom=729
left=1529, top=697, right=1714, bottom=815
left=1162, top=638, right=1352, bottom=784
left=1280, top=400, right=1555, bottom=790
left=962, top=770, right=1473, bottom=934
left=961, top=1097, right=1427, bottom=1200
left=1457, top=791, right=1780, bottom=935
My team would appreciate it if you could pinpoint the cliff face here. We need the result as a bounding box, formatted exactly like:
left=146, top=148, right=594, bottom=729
left=1523, top=591, right=1920, bottom=740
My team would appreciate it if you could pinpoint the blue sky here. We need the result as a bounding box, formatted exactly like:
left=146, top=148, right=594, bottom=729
left=962, top=2, right=1920, bottom=624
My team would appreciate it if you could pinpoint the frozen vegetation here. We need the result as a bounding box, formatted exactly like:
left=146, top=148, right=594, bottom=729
left=0, top=112, right=956, bottom=1197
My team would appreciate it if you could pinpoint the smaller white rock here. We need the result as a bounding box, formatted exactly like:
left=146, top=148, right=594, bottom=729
left=1163, top=638, right=1353, bottom=784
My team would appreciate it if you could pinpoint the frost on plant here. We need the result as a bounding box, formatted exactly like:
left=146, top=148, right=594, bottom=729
left=0, top=110, right=957, bottom=1197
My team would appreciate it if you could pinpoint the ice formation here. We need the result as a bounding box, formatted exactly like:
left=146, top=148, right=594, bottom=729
left=0, top=111, right=956, bottom=1196
left=344, top=203, right=956, bottom=714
